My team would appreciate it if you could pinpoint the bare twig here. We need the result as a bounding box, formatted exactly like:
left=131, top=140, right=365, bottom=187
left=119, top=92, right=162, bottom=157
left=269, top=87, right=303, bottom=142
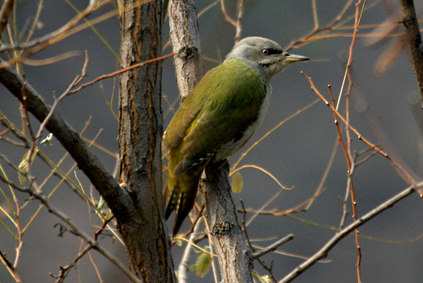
left=305, top=135, right=338, bottom=211
left=328, top=85, right=349, bottom=174
left=68, top=52, right=175, bottom=95
left=301, top=71, right=414, bottom=184
left=344, top=56, right=361, bottom=283
left=50, top=216, right=115, bottom=282
left=234, top=0, right=244, bottom=43
left=177, top=218, right=203, bottom=283
left=50, top=244, right=92, bottom=282
left=0, top=62, right=131, bottom=221
left=0, top=136, right=25, bottom=147
left=336, top=1, right=365, bottom=110
left=0, top=117, right=27, bottom=145
left=0, top=0, right=113, bottom=55
left=252, top=234, right=294, bottom=259
left=219, top=0, right=244, bottom=43
left=185, top=204, right=204, bottom=236
left=35, top=52, right=89, bottom=141
left=240, top=200, right=277, bottom=282
left=0, top=249, right=22, bottom=282
left=13, top=200, right=22, bottom=269
left=238, top=188, right=325, bottom=218
left=232, top=99, right=319, bottom=170
left=220, top=0, right=236, bottom=26
left=94, top=216, right=115, bottom=241
left=202, top=215, right=219, bottom=283
left=0, top=176, right=140, bottom=283
left=355, top=148, right=378, bottom=167
left=279, top=182, right=420, bottom=283
left=198, top=0, right=219, bottom=17
left=285, top=0, right=355, bottom=51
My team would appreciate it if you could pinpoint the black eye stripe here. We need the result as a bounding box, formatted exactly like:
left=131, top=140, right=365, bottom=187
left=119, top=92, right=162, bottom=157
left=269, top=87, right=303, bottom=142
left=262, top=48, right=283, bottom=56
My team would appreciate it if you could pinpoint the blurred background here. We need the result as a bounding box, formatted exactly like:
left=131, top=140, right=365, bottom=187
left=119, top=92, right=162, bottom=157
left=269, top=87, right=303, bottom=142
left=1, top=0, right=423, bottom=282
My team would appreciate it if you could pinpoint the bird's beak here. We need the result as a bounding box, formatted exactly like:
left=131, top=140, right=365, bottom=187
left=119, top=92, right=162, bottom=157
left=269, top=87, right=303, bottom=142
left=285, top=53, right=309, bottom=62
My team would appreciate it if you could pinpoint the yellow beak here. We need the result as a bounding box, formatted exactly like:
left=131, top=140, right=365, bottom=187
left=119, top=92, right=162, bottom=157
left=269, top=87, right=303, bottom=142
left=285, top=53, right=309, bottom=62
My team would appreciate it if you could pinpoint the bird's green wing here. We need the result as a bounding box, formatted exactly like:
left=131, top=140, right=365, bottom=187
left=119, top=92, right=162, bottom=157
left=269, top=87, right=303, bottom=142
left=162, top=66, right=224, bottom=152
left=174, top=60, right=268, bottom=174
left=162, top=103, right=200, bottom=152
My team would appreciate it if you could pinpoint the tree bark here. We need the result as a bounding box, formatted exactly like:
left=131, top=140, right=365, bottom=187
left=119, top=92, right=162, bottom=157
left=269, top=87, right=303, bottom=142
left=168, top=0, right=203, bottom=100
left=399, top=0, right=423, bottom=106
left=202, top=162, right=254, bottom=283
left=167, top=1, right=253, bottom=281
left=118, top=0, right=175, bottom=282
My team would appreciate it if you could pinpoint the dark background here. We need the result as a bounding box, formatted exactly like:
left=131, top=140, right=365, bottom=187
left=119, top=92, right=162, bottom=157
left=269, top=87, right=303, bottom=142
left=1, top=0, right=423, bottom=282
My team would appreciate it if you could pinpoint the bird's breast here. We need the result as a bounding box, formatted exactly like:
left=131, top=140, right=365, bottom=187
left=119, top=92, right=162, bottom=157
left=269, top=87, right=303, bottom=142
left=213, top=88, right=271, bottom=161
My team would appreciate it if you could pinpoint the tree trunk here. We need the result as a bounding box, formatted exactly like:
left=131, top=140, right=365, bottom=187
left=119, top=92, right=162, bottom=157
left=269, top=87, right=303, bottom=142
left=168, top=0, right=253, bottom=281
left=168, top=0, right=203, bottom=100
left=202, top=162, right=254, bottom=283
left=118, top=1, right=175, bottom=281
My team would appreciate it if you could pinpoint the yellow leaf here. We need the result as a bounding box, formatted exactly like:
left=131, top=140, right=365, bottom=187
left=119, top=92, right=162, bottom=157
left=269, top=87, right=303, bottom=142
left=231, top=172, right=244, bottom=193
left=252, top=270, right=272, bottom=283
left=195, top=246, right=211, bottom=278
left=18, top=148, right=38, bottom=185
left=174, top=237, right=184, bottom=246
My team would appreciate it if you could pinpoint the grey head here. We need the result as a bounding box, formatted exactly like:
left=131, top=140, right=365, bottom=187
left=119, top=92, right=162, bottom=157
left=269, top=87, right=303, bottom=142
left=225, top=37, right=309, bottom=81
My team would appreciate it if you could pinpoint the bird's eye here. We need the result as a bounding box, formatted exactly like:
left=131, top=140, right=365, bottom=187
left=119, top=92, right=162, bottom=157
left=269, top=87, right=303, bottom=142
left=262, top=48, right=282, bottom=56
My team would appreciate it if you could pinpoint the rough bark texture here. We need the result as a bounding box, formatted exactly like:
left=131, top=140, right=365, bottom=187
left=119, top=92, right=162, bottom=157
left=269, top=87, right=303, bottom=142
left=168, top=0, right=203, bottom=100
left=118, top=1, right=175, bottom=282
left=168, top=1, right=253, bottom=281
left=201, top=161, right=254, bottom=283
left=399, top=0, right=423, bottom=106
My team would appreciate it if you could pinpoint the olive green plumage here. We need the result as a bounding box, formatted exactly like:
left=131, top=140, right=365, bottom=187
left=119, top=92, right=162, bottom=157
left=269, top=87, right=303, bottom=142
left=163, top=37, right=309, bottom=235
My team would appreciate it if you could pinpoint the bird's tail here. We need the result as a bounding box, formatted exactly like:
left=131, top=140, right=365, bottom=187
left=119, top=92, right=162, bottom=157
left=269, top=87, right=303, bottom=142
left=163, top=170, right=202, bottom=236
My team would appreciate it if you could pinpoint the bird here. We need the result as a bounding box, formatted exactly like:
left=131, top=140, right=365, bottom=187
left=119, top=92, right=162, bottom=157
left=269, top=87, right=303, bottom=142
left=162, top=36, right=309, bottom=235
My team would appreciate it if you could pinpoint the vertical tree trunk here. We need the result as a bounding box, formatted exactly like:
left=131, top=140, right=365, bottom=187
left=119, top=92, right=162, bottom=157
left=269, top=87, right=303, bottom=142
left=168, top=1, right=253, bottom=281
left=202, top=162, right=254, bottom=283
left=168, top=0, right=203, bottom=100
left=118, top=1, right=175, bottom=281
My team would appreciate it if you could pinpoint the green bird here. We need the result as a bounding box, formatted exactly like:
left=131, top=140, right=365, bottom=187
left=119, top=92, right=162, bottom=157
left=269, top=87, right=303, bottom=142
left=163, top=37, right=309, bottom=235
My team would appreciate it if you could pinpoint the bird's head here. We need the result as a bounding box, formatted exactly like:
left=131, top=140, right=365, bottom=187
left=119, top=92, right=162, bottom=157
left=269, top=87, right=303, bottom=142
left=225, top=37, right=309, bottom=81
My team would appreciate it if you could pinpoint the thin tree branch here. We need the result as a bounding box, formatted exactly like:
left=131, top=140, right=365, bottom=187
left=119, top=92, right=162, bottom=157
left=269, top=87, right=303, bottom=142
left=68, top=52, right=175, bottom=95
left=0, top=64, right=132, bottom=220
left=279, top=182, right=420, bottom=283
left=301, top=71, right=415, bottom=184
left=50, top=216, right=115, bottom=282
left=0, top=249, right=22, bottom=282
left=0, top=0, right=113, bottom=55
left=399, top=0, right=423, bottom=106
left=234, top=0, right=244, bottom=43
left=252, top=234, right=294, bottom=259
left=177, top=218, right=203, bottom=283
left=0, top=176, right=140, bottom=283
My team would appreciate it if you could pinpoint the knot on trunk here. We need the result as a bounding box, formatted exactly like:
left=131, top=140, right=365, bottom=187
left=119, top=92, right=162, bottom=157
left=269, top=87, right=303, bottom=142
left=178, top=45, right=198, bottom=60
left=211, top=220, right=234, bottom=235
